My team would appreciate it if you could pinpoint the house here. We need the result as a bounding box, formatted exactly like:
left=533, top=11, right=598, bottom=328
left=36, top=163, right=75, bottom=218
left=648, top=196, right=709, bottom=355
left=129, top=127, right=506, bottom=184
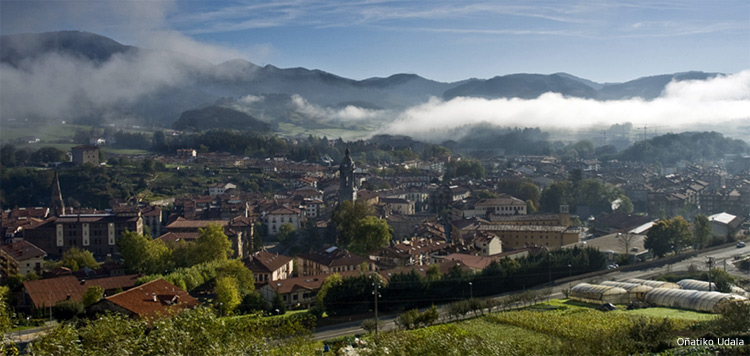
left=297, top=247, right=372, bottom=276
left=376, top=238, right=446, bottom=268
left=0, top=240, right=46, bottom=277
left=208, top=182, right=237, bottom=196
left=708, top=212, right=745, bottom=239
left=21, top=274, right=140, bottom=311
left=380, top=198, right=415, bottom=215
left=264, top=206, right=302, bottom=236
left=164, top=217, right=246, bottom=258
left=90, top=278, right=198, bottom=320
left=301, top=199, right=324, bottom=219
left=258, top=271, right=361, bottom=309
left=71, top=145, right=100, bottom=166
left=245, top=250, right=294, bottom=284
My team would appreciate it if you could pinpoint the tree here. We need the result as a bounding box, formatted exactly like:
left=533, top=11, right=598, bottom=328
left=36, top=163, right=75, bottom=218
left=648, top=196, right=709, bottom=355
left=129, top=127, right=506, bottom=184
left=61, top=248, right=99, bottom=271
left=30, top=147, right=67, bottom=163
left=214, top=276, right=241, bottom=316
left=348, top=216, right=393, bottom=254
left=693, top=214, right=711, bottom=250
left=182, top=224, right=233, bottom=266
left=216, top=259, right=254, bottom=296
left=645, top=217, right=693, bottom=258
left=278, top=223, right=296, bottom=246
left=616, top=232, right=638, bottom=262
left=118, top=231, right=173, bottom=274
left=239, top=292, right=269, bottom=314
left=53, top=300, right=84, bottom=320
left=82, top=286, right=104, bottom=306
left=332, top=200, right=374, bottom=247
left=271, top=293, right=286, bottom=315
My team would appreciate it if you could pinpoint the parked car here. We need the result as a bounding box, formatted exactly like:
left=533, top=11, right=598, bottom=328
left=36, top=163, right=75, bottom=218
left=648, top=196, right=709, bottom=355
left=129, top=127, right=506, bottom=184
left=737, top=241, right=746, bottom=248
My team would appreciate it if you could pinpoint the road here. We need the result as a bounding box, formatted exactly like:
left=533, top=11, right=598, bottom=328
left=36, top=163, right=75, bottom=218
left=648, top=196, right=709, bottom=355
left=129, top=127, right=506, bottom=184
left=313, top=242, right=750, bottom=341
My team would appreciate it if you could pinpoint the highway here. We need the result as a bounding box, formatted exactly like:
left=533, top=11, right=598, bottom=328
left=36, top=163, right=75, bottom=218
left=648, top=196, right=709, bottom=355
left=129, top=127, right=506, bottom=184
left=313, top=242, right=750, bottom=341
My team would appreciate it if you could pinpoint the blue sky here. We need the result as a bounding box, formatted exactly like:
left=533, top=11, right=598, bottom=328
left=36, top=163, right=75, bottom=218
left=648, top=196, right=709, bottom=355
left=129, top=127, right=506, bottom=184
left=1, top=0, right=748, bottom=82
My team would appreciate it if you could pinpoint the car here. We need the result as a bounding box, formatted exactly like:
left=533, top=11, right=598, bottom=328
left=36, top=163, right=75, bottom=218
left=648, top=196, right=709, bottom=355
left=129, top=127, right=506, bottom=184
left=737, top=242, right=746, bottom=248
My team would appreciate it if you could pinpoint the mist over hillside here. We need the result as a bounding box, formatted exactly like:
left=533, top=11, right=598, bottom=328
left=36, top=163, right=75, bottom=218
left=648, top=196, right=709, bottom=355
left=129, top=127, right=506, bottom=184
left=1, top=31, right=749, bottom=145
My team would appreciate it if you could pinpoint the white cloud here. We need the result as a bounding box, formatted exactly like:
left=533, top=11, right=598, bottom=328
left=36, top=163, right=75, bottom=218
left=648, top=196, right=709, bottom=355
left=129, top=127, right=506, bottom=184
left=290, top=94, right=386, bottom=122
left=383, top=71, right=750, bottom=141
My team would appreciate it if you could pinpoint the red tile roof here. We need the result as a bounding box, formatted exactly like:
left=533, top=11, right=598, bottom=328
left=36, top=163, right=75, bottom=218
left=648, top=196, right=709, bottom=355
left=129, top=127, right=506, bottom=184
left=103, top=278, right=198, bottom=319
left=246, top=251, right=293, bottom=274
left=0, top=240, right=46, bottom=261
left=23, top=274, right=140, bottom=309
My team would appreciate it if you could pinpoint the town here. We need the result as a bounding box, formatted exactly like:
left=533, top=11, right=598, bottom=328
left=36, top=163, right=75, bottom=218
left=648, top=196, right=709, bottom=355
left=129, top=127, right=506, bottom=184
left=1, top=128, right=749, bottom=354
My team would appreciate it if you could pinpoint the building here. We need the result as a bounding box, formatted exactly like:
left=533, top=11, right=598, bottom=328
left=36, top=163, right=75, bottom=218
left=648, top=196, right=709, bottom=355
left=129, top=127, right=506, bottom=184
left=296, top=246, right=372, bottom=276
left=339, top=149, right=357, bottom=203
left=245, top=250, right=294, bottom=284
left=90, top=278, right=198, bottom=320
left=208, top=182, right=237, bottom=196
left=0, top=240, right=46, bottom=277
left=23, top=211, right=144, bottom=259
left=380, top=197, right=415, bottom=215
left=71, top=145, right=100, bottom=166
left=264, top=206, right=302, bottom=236
left=476, top=224, right=581, bottom=249
left=164, top=217, right=249, bottom=258
left=22, top=274, right=140, bottom=311
left=451, top=195, right=527, bottom=220
left=708, top=212, right=745, bottom=239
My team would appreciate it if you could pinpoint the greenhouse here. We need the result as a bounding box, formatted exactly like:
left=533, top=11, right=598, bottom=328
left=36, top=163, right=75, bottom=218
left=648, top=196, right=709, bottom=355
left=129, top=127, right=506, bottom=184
left=676, top=279, right=748, bottom=296
left=569, top=283, right=629, bottom=305
left=676, top=279, right=716, bottom=291
left=624, top=278, right=680, bottom=290
left=642, top=288, right=747, bottom=313
left=600, top=281, right=653, bottom=302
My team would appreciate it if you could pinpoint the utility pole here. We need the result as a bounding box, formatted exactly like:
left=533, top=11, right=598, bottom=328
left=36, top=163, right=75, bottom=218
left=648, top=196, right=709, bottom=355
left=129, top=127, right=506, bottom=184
left=706, top=257, right=714, bottom=291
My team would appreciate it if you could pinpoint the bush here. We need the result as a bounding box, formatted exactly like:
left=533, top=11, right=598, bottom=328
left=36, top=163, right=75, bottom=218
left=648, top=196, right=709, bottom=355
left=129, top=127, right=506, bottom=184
left=52, top=300, right=84, bottom=320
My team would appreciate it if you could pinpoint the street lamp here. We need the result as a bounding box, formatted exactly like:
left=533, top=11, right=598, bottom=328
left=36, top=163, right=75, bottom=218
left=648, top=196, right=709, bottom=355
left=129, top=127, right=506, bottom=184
left=468, top=282, right=473, bottom=299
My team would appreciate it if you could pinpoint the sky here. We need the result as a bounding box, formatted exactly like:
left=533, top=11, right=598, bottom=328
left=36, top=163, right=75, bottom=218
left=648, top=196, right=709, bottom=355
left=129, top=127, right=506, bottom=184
left=1, top=0, right=748, bottom=83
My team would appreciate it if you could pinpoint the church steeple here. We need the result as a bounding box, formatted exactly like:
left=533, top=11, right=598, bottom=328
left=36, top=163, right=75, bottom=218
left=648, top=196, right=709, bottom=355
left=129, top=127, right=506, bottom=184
left=339, top=149, right=357, bottom=204
left=50, top=170, right=65, bottom=216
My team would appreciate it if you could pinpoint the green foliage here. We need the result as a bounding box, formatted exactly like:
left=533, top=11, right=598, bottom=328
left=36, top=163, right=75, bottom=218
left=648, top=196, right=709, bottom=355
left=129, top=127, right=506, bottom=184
left=173, top=224, right=233, bottom=267
left=348, top=216, right=393, bottom=254
left=277, top=223, right=296, bottom=245
left=693, top=215, right=711, bottom=250
left=444, top=158, right=485, bottom=179
left=240, top=292, right=270, bottom=314
left=60, top=248, right=99, bottom=271
left=140, top=259, right=249, bottom=293
left=714, top=300, right=750, bottom=334
left=29, top=307, right=318, bottom=356
left=646, top=216, right=694, bottom=258
left=214, top=277, right=241, bottom=316
left=618, top=131, right=749, bottom=165
left=118, top=231, right=173, bottom=274
left=0, top=286, right=14, bottom=335
left=216, top=259, right=255, bottom=296
left=704, top=268, right=735, bottom=293
left=52, top=300, right=84, bottom=320
left=332, top=200, right=374, bottom=247
left=271, top=293, right=286, bottom=315
left=30, top=146, right=67, bottom=163
left=82, top=286, right=104, bottom=307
